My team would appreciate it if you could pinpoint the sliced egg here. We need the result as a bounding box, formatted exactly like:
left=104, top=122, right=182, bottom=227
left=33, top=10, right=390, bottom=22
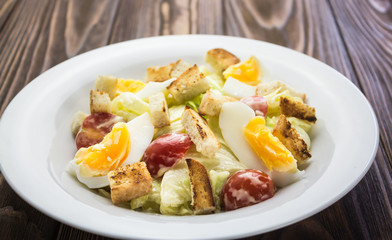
left=219, top=102, right=267, bottom=171
left=123, top=112, right=154, bottom=165
left=244, top=117, right=297, bottom=172
left=136, top=78, right=176, bottom=101
left=223, top=56, right=262, bottom=86
left=223, top=77, right=257, bottom=99
left=68, top=113, right=154, bottom=188
left=116, top=79, right=145, bottom=96
left=219, top=102, right=304, bottom=187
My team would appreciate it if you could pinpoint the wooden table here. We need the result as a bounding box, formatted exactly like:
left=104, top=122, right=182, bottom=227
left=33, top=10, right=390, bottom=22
left=0, top=0, right=391, bottom=239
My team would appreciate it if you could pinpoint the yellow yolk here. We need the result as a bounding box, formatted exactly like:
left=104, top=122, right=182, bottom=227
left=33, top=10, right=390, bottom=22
left=116, top=79, right=145, bottom=96
left=223, top=56, right=262, bottom=86
left=244, top=117, right=297, bottom=172
left=74, top=122, right=130, bottom=177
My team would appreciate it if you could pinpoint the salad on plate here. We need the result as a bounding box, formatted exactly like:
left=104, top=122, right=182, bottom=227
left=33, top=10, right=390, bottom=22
left=67, top=48, right=317, bottom=215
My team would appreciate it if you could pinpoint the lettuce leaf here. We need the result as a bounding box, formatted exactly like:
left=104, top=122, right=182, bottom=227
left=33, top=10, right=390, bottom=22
left=130, top=179, right=161, bottom=213
left=209, top=170, right=230, bottom=211
left=185, top=94, right=204, bottom=112
left=160, top=162, right=193, bottom=215
left=111, top=92, right=149, bottom=121
left=264, top=89, right=303, bottom=117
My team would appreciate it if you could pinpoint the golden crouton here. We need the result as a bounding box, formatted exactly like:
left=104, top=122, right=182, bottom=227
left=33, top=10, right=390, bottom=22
left=71, top=111, right=87, bottom=136
left=272, top=115, right=311, bottom=164
left=146, top=63, right=175, bottom=83
left=90, top=90, right=111, bottom=114
left=167, top=65, right=210, bottom=103
left=108, top=162, right=152, bottom=205
left=95, top=75, right=118, bottom=100
left=186, top=158, right=216, bottom=215
left=170, top=59, right=192, bottom=78
left=280, top=97, right=317, bottom=122
left=149, top=92, right=170, bottom=128
left=198, top=90, right=237, bottom=116
left=205, top=48, right=240, bottom=73
left=256, top=80, right=306, bottom=101
left=181, top=107, right=220, bottom=157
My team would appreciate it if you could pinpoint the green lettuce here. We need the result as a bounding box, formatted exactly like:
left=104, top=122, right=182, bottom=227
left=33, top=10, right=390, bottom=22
left=160, top=162, right=193, bottom=215
left=130, top=179, right=161, bottom=213
left=264, top=89, right=304, bottom=117
left=209, top=170, right=230, bottom=211
left=111, top=92, right=149, bottom=121
left=185, top=94, right=204, bottom=112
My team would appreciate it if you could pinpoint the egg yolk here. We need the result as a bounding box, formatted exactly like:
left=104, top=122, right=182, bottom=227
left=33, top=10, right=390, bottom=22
left=116, top=79, right=145, bottom=96
left=244, top=116, right=297, bottom=172
left=223, top=56, right=262, bottom=86
left=74, top=122, right=130, bottom=177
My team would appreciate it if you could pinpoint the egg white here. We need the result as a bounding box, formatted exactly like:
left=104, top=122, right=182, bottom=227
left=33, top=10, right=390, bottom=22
left=68, top=112, right=154, bottom=189
left=219, top=102, right=267, bottom=172
left=136, top=78, right=176, bottom=101
left=222, top=77, right=257, bottom=99
left=219, top=102, right=304, bottom=187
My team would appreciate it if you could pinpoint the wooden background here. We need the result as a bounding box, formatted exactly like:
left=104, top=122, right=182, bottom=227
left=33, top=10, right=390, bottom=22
left=0, top=0, right=391, bottom=239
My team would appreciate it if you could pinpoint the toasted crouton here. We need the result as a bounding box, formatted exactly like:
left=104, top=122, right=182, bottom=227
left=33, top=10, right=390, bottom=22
left=108, top=162, right=152, bottom=205
left=186, top=158, right=215, bottom=214
left=71, top=111, right=87, bottom=136
left=170, top=59, right=192, bottom=78
left=198, top=90, right=237, bottom=116
left=167, top=65, right=210, bottom=103
left=256, top=80, right=306, bottom=101
left=149, top=92, right=170, bottom=128
left=95, top=75, right=118, bottom=100
left=181, top=107, right=220, bottom=157
left=90, top=90, right=111, bottom=114
left=205, top=48, right=240, bottom=73
left=280, top=97, right=317, bottom=122
left=146, top=63, right=175, bottom=83
left=272, top=115, right=311, bottom=164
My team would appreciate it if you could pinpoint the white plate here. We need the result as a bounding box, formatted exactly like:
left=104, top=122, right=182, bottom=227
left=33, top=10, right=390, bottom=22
left=0, top=35, right=378, bottom=239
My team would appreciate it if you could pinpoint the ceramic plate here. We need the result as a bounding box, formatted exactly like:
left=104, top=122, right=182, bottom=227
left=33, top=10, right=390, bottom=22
left=0, top=35, right=379, bottom=239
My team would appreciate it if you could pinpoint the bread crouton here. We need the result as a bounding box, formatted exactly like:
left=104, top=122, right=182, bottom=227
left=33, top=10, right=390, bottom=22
left=95, top=75, right=118, bottom=100
left=198, top=90, right=237, bottom=116
left=280, top=97, right=317, bottom=122
left=170, top=59, right=192, bottom=78
left=205, top=48, right=240, bottom=73
left=256, top=80, right=306, bottom=101
left=146, top=63, right=175, bottom=83
left=272, top=115, right=311, bottom=164
left=108, top=162, right=152, bottom=205
left=167, top=65, right=210, bottom=103
left=90, top=90, right=111, bottom=114
left=149, top=92, right=170, bottom=128
left=181, top=107, right=220, bottom=157
left=186, top=158, right=215, bottom=215
left=71, top=111, right=87, bottom=136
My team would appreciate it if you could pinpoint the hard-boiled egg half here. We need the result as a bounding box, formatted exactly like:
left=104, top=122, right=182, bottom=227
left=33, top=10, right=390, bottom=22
left=219, top=102, right=304, bottom=187
left=68, top=113, right=154, bottom=188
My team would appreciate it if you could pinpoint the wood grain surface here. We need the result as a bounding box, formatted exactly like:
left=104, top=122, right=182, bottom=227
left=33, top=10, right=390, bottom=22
left=0, top=0, right=391, bottom=239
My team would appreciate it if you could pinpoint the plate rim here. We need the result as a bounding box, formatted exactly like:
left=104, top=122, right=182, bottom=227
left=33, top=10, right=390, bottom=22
left=0, top=34, right=379, bottom=239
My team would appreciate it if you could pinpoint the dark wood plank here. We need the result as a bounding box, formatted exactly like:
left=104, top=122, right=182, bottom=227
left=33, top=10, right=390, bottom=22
left=0, top=0, right=18, bottom=30
left=328, top=0, right=392, bottom=239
